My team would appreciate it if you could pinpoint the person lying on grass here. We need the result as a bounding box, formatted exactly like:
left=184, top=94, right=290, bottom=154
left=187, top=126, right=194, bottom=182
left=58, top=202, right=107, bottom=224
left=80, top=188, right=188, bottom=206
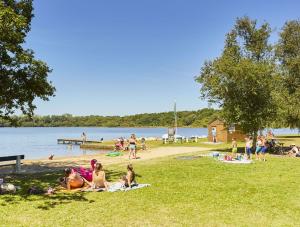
left=59, top=168, right=90, bottom=190
left=288, top=144, right=300, bottom=157
left=91, top=163, right=109, bottom=191
left=120, top=164, right=136, bottom=188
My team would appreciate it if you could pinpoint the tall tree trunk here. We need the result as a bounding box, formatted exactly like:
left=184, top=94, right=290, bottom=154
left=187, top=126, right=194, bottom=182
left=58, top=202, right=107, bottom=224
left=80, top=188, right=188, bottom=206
left=253, top=131, right=258, bottom=150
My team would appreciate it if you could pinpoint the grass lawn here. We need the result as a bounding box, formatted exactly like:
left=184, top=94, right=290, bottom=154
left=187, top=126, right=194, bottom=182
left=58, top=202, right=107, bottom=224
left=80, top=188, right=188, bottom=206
left=1, top=151, right=300, bottom=226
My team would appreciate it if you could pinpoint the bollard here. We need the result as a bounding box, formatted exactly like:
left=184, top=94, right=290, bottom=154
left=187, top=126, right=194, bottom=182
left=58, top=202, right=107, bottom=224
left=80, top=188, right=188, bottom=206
left=15, top=155, right=21, bottom=173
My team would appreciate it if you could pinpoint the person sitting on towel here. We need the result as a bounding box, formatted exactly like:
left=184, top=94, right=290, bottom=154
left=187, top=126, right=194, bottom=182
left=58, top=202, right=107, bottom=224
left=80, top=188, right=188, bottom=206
left=92, top=163, right=109, bottom=190
left=59, top=168, right=89, bottom=190
left=288, top=144, right=300, bottom=157
left=121, top=164, right=136, bottom=188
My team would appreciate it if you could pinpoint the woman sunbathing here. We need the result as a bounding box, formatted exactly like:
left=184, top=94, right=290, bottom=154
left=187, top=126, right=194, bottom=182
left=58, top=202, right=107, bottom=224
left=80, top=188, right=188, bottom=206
left=92, top=163, right=109, bottom=190
left=121, top=164, right=136, bottom=188
left=60, top=168, right=89, bottom=190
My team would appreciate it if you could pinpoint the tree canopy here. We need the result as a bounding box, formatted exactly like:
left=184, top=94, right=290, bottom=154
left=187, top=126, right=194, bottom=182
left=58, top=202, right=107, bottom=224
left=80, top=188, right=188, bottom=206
left=276, top=20, right=300, bottom=129
left=0, top=0, right=55, bottom=121
left=196, top=17, right=278, bottom=136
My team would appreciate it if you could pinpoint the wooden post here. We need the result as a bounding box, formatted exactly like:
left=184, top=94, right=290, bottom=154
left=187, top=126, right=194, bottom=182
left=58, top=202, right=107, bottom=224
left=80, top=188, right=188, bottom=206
left=15, top=155, right=21, bottom=173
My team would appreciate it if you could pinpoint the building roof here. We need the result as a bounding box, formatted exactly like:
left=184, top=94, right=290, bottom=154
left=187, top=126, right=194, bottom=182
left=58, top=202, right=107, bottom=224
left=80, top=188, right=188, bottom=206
left=208, top=118, right=224, bottom=125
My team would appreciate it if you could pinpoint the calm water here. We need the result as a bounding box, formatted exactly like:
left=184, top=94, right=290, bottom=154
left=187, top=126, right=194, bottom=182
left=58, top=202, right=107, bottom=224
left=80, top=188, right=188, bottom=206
left=0, top=127, right=207, bottom=160
left=0, top=127, right=298, bottom=160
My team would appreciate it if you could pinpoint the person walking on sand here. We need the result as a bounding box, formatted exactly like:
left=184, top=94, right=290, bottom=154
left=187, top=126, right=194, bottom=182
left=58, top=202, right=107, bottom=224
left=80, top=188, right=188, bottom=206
left=128, top=134, right=137, bottom=159
left=141, top=137, right=147, bottom=151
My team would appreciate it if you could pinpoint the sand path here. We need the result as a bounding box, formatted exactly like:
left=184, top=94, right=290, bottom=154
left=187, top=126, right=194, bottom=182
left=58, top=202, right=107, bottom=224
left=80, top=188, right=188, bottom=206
left=0, top=146, right=209, bottom=174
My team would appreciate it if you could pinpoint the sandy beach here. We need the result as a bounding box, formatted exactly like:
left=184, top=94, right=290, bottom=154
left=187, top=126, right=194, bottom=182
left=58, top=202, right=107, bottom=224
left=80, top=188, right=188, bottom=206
left=0, top=146, right=209, bottom=174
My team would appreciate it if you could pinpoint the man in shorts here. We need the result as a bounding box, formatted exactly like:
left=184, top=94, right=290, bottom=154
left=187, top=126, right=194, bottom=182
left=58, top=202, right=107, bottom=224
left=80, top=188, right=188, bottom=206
left=260, top=141, right=269, bottom=162
left=245, top=136, right=253, bottom=159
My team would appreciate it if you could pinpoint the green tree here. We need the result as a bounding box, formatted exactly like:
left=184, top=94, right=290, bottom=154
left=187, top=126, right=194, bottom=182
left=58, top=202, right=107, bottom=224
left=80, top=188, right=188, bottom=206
left=0, top=0, right=55, bottom=122
left=196, top=17, right=278, bottom=140
left=276, top=20, right=300, bottom=129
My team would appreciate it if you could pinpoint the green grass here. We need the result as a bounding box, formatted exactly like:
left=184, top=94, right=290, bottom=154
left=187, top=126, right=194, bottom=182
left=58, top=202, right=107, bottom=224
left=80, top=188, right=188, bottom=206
left=1, top=152, right=300, bottom=226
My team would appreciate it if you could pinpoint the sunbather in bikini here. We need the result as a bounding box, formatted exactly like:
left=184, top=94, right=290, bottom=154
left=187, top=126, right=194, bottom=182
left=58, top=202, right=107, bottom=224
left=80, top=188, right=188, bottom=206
left=120, top=164, right=136, bottom=188
left=60, top=168, right=89, bottom=190
left=92, top=163, right=109, bottom=190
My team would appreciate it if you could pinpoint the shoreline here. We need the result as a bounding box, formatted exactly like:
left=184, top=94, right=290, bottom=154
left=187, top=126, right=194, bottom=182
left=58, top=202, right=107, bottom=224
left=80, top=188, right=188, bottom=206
left=0, top=146, right=208, bottom=174
left=0, top=126, right=207, bottom=128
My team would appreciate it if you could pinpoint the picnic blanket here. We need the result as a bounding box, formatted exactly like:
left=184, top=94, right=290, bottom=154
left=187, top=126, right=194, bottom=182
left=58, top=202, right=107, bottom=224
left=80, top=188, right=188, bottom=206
left=81, top=187, right=104, bottom=192
left=220, top=159, right=252, bottom=164
left=108, top=182, right=150, bottom=192
left=106, top=151, right=123, bottom=157
left=80, top=183, right=150, bottom=192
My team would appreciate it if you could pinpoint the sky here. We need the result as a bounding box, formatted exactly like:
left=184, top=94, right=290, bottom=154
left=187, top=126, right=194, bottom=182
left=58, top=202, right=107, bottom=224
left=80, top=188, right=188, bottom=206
left=26, top=0, right=300, bottom=116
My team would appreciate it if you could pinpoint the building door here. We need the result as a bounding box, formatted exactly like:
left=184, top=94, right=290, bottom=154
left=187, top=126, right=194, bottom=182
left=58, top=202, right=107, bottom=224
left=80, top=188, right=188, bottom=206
left=212, top=127, right=217, bottom=143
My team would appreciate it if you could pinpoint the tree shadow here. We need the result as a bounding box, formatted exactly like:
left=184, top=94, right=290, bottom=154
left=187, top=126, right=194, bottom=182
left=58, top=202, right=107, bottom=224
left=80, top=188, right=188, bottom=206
left=0, top=165, right=125, bottom=210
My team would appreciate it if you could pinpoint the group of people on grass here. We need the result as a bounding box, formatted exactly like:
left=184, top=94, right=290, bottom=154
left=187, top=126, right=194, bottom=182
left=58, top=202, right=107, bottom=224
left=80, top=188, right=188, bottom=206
left=59, top=161, right=136, bottom=191
left=244, top=135, right=269, bottom=161
left=114, top=134, right=147, bottom=159
left=230, top=132, right=299, bottom=161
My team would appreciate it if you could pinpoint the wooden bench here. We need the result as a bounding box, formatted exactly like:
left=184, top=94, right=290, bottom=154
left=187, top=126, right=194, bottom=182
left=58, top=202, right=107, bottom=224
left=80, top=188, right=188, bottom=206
left=0, top=155, right=25, bottom=173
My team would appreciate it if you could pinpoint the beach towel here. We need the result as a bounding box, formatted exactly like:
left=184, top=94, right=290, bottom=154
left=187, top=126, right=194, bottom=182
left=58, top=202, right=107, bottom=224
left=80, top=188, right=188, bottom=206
left=220, top=159, right=252, bottom=164
left=73, top=159, right=97, bottom=181
left=81, top=187, right=104, bottom=192
left=108, top=182, right=150, bottom=192
left=106, top=151, right=123, bottom=157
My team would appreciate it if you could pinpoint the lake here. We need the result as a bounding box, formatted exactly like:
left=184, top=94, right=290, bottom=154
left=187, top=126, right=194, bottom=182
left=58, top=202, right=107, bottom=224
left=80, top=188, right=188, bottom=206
left=0, top=127, right=298, bottom=160
left=0, top=127, right=207, bottom=160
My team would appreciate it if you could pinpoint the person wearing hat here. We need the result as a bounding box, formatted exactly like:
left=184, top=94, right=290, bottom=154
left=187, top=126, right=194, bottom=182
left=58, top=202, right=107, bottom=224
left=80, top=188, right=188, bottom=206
left=288, top=144, right=299, bottom=157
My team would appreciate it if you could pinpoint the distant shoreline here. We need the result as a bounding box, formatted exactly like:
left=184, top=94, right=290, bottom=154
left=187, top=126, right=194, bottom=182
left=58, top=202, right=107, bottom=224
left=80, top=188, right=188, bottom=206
left=0, top=126, right=206, bottom=129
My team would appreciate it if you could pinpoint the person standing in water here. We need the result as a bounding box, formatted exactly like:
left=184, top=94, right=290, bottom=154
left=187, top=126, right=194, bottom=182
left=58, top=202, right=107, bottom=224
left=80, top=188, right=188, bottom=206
left=128, top=134, right=137, bottom=159
left=81, top=132, right=87, bottom=144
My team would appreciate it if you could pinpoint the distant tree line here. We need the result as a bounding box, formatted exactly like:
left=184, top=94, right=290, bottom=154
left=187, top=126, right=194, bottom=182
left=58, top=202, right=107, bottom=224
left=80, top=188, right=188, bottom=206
left=0, top=108, right=221, bottom=128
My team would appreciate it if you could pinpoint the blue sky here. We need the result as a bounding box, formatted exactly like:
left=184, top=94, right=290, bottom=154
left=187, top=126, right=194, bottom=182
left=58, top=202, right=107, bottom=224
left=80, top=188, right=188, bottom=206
left=27, top=0, right=300, bottom=116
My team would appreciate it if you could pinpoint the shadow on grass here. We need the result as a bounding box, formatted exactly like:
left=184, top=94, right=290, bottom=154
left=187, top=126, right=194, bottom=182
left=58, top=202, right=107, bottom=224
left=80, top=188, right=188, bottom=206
left=277, top=135, right=300, bottom=138
left=0, top=166, right=126, bottom=210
